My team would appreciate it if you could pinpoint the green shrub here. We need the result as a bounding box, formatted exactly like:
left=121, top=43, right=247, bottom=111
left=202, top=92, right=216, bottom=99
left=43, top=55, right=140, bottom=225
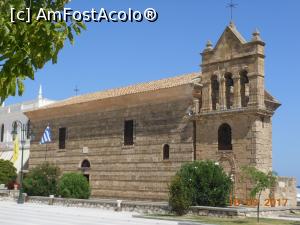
left=58, top=173, right=90, bottom=199
left=169, top=175, right=192, bottom=216
left=169, top=160, right=232, bottom=215
left=0, top=159, right=17, bottom=186
left=23, top=162, right=60, bottom=196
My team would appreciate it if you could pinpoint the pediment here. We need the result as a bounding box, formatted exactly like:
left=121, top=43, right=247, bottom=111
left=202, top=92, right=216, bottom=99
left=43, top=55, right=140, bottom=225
left=212, top=24, right=247, bottom=61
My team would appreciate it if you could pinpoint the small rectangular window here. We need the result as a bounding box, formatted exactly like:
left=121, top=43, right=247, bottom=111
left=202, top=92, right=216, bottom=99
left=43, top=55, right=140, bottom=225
left=163, top=144, right=170, bottom=160
left=59, top=127, right=67, bottom=149
left=124, top=120, right=134, bottom=146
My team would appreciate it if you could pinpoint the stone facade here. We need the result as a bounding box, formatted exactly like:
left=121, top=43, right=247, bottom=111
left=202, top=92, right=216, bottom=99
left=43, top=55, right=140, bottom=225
left=27, top=84, right=196, bottom=200
left=25, top=23, right=296, bottom=205
left=273, top=177, right=297, bottom=207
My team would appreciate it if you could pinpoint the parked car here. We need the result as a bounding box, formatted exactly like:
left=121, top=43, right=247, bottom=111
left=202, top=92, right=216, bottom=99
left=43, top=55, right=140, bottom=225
left=297, top=186, right=300, bottom=205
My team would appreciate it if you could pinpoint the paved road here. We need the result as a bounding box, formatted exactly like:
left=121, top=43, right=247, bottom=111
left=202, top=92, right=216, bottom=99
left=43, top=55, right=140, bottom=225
left=0, top=201, right=180, bottom=225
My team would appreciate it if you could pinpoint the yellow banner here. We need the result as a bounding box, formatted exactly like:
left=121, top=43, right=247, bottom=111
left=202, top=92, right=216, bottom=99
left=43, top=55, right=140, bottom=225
left=12, top=136, right=19, bottom=163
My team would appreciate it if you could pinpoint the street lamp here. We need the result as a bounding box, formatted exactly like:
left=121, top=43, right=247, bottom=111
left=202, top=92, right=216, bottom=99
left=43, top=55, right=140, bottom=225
left=11, top=120, right=33, bottom=204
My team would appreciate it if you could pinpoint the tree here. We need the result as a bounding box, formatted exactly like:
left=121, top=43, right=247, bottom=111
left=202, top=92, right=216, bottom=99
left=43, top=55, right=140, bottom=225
left=0, top=159, right=17, bottom=186
left=58, top=173, right=90, bottom=199
left=242, top=166, right=277, bottom=223
left=23, top=162, right=61, bottom=196
left=0, top=0, right=86, bottom=103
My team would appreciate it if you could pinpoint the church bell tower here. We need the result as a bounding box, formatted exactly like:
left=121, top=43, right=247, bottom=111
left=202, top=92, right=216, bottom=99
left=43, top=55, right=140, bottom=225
left=192, top=22, right=280, bottom=198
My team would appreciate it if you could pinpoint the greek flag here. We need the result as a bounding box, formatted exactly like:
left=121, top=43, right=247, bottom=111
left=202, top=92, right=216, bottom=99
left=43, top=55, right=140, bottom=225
left=40, top=126, right=52, bottom=144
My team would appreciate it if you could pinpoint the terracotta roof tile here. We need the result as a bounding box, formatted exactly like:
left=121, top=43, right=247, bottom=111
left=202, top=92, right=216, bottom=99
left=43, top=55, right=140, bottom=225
left=42, top=72, right=200, bottom=110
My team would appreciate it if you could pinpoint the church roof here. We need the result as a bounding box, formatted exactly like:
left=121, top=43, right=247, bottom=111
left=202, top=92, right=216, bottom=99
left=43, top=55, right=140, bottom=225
left=264, top=90, right=280, bottom=104
left=39, top=72, right=200, bottom=110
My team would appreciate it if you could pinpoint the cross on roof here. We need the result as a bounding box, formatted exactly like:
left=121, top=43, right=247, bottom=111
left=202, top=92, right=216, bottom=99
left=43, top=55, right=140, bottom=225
left=74, top=85, right=79, bottom=96
left=226, top=0, right=238, bottom=21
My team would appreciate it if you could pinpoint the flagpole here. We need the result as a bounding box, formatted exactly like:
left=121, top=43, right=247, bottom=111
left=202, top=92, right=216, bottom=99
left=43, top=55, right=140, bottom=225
left=45, top=143, right=48, bottom=161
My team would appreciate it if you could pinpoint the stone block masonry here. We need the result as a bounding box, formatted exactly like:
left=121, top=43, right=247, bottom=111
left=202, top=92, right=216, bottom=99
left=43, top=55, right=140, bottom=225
left=28, top=84, right=196, bottom=201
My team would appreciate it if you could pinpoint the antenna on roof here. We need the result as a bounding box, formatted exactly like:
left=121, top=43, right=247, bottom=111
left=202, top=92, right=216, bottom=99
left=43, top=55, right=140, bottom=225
left=226, top=0, right=238, bottom=22
left=74, top=85, right=79, bottom=96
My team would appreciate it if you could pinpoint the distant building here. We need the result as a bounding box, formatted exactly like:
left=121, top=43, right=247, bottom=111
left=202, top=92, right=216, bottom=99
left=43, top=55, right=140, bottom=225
left=0, top=86, right=55, bottom=173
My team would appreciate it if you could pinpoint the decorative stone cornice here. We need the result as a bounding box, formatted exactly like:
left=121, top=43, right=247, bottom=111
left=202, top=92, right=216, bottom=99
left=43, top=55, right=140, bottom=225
left=193, top=106, right=275, bottom=120
left=201, top=52, right=265, bottom=67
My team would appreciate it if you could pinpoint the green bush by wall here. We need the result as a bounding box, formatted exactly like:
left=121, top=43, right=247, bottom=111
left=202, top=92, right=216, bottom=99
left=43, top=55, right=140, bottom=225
left=58, top=173, right=90, bottom=199
left=0, top=159, right=17, bottom=186
left=169, top=160, right=232, bottom=215
left=23, top=162, right=60, bottom=196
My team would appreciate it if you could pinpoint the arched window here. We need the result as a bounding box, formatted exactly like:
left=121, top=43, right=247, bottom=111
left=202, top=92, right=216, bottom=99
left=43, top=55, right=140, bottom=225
left=240, top=70, right=249, bottom=107
left=211, top=75, right=219, bottom=110
left=0, top=124, right=4, bottom=142
left=218, top=123, right=232, bottom=150
left=163, top=144, right=170, bottom=160
left=81, top=159, right=91, bottom=169
left=225, top=73, right=234, bottom=109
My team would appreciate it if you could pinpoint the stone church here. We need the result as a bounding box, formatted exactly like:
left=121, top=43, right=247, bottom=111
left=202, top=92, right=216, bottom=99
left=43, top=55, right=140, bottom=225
left=25, top=23, right=296, bottom=206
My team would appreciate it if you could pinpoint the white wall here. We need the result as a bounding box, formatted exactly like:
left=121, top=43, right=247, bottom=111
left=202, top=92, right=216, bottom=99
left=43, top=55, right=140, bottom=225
left=0, top=97, right=55, bottom=173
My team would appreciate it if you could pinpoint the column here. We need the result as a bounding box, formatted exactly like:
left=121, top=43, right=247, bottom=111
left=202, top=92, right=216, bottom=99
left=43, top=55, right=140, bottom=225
left=219, top=75, right=226, bottom=110
left=201, top=80, right=212, bottom=112
left=193, top=98, right=200, bottom=115
left=248, top=73, right=265, bottom=108
left=233, top=74, right=241, bottom=108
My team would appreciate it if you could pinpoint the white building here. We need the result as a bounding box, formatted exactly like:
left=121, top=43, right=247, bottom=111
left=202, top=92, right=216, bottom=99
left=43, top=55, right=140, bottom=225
left=0, top=86, right=55, bottom=173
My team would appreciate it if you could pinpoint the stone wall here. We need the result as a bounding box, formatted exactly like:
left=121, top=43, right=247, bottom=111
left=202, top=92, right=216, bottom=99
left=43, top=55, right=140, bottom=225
left=20, top=196, right=300, bottom=218
left=26, top=196, right=169, bottom=214
left=0, top=190, right=19, bottom=201
left=28, top=85, right=195, bottom=201
left=195, top=112, right=274, bottom=200
left=254, top=116, right=273, bottom=173
left=189, top=205, right=300, bottom=218
left=273, top=176, right=297, bottom=207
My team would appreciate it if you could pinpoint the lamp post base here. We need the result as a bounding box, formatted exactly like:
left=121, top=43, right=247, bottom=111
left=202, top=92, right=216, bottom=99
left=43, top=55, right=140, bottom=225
left=17, top=192, right=24, bottom=204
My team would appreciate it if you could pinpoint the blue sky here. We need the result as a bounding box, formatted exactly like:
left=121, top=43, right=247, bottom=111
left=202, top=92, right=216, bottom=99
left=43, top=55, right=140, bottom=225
left=5, top=1, right=300, bottom=184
